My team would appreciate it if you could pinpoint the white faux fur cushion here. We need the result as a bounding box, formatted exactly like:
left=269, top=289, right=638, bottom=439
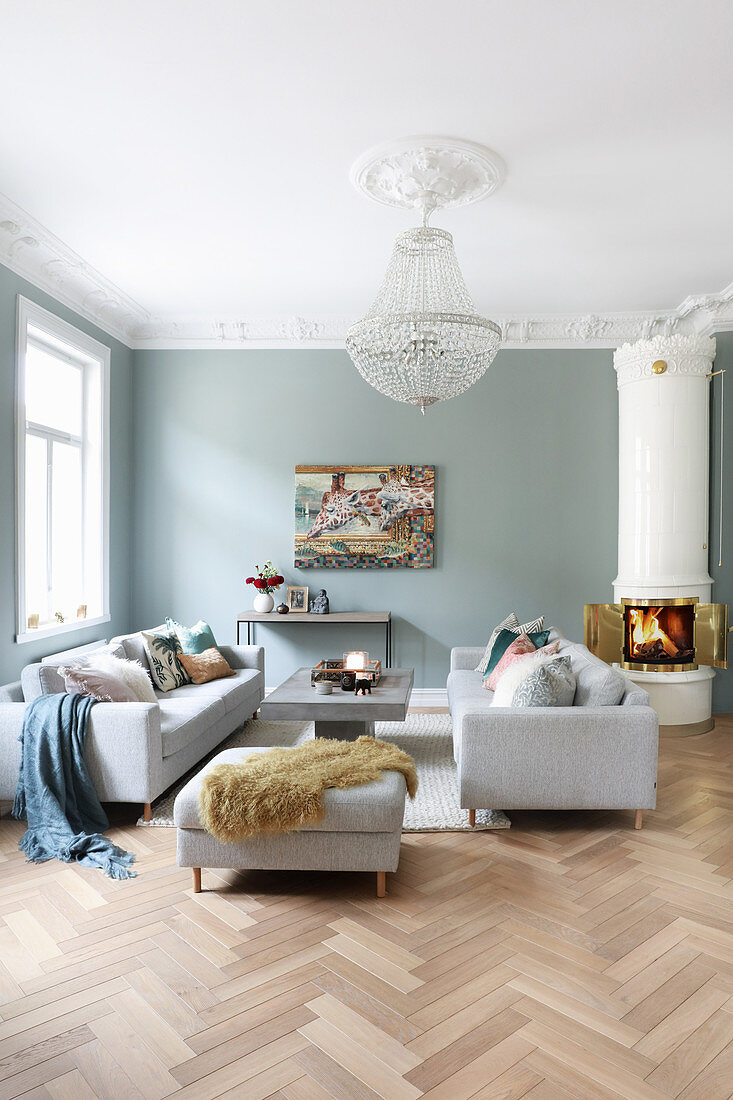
left=490, top=644, right=563, bottom=707
left=86, top=653, right=158, bottom=703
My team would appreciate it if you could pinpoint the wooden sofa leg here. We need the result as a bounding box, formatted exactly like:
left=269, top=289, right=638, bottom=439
left=376, top=871, right=386, bottom=898
left=143, top=803, right=151, bottom=822
left=469, top=809, right=476, bottom=828
left=193, top=868, right=202, bottom=893
left=252, top=710, right=259, bottom=720
left=634, top=810, right=643, bottom=830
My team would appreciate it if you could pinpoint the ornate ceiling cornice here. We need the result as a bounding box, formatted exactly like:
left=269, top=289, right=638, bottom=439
left=0, top=192, right=151, bottom=345
left=1, top=190, right=731, bottom=352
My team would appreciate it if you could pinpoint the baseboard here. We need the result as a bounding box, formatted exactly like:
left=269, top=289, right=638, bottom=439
left=264, top=685, right=448, bottom=707
left=410, top=688, right=448, bottom=708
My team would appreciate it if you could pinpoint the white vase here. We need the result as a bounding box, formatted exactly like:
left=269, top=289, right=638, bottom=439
left=253, top=592, right=274, bottom=614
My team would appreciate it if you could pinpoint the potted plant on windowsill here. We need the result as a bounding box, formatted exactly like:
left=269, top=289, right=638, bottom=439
left=245, top=563, right=284, bottom=614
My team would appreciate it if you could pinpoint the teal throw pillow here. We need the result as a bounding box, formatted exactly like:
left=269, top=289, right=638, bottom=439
left=166, top=617, right=218, bottom=655
left=483, top=628, right=550, bottom=678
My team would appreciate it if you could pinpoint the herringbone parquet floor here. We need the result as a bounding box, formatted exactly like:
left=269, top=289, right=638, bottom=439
left=1, top=716, right=732, bottom=1099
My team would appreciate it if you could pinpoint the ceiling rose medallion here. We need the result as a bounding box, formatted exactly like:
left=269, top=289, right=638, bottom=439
left=346, top=136, right=505, bottom=414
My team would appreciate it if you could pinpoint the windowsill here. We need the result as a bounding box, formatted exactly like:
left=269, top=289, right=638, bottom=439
left=16, top=613, right=111, bottom=645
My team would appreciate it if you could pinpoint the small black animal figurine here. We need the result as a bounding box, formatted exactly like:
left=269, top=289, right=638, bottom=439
left=354, top=678, right=372, bottom=696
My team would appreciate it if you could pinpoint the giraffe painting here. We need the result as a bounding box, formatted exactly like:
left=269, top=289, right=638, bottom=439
left=377, top=471, right=435, bottom=532
left=304, top=473, right=382, bottom=540
left=295, top=464, right=435, bottom=569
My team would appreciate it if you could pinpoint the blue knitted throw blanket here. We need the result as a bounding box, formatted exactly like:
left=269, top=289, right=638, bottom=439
left=12, top=693, right=136, bottom=880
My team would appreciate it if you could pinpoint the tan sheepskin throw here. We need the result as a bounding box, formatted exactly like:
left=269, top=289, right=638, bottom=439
left=198, top=737, right=418, bottom=843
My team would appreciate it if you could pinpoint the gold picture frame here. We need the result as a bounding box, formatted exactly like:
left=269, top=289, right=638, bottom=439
left=286, top=585, right=309, bottom=613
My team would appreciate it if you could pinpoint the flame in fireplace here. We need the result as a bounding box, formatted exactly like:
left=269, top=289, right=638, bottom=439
left=629, top=608, right=680, bottom=659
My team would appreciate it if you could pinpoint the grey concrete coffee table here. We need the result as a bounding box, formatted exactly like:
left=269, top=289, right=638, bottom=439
left=260, top=667, right=414, bottom=740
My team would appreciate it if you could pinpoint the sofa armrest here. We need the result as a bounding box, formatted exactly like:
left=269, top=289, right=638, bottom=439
left=0, top=704, right=26, bottom=800
left=84, top=703, right=163, bottom=803
left=450, top=647, right=484, bottom=672
left=457, top=705, right=659, bottom=811
left=0, top=701, right=164, bottom=806
left=0, top=681, right=23, bottom=703
left=218, top=645, right=265, bottom=676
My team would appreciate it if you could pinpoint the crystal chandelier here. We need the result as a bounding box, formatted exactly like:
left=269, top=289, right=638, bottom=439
left=346, top=137, right=505, bottom=414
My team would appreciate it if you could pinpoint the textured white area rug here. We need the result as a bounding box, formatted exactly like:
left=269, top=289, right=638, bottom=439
left=139, top=713, right=510, bottom=831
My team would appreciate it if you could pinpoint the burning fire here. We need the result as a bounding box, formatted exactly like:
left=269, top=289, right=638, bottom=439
left=629, top=608, right=679, bottom=658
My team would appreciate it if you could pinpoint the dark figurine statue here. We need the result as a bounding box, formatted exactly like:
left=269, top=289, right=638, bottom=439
left=354, top=678, right=372, bottom=696
left=309, top=589, right=330, bottom=614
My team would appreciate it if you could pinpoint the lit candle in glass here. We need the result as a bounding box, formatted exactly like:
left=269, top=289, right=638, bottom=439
left=344, top=651, right=368, bottom=671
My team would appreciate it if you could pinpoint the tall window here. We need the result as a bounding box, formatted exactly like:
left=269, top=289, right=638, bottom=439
left=16, top=297, right=110, bottom=642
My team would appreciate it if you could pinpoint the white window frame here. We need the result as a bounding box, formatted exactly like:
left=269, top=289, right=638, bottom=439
left=15, top=296, right=111, bottom=644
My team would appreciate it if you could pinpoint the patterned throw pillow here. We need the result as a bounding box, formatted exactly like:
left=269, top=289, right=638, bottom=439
left=178, top=647, right=235, bottom=684
left=485, top=637, right=560, bottom=692
left=166, top=617, right=218, bottom=655
left=474, top=614, right=546, bottom=674
left=511, top=656, right=576, bottom=707
left=491, top=644, right=564, bottom=706
left=142, top=629, right=192, bottom=692
left=484, top=628, right=550, bottom=679
left=483, top=633, right=536, bottom=691
left=474, top=613, right=520, bottom=673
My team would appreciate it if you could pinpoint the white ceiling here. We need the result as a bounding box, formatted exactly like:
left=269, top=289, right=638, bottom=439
left=0, top=0, right=732, bottom=341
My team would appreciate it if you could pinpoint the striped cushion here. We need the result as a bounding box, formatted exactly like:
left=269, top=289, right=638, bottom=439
left=474, top=613, right=520, bottom=673
left=474, top=613, right=545, bottom=674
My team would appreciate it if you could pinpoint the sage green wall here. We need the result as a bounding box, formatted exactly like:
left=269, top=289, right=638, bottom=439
left=131, top=348, right=620, bottom=689
left=709, top=331, right=733, bottom=713
left=0, top=263, right=133, bottom=684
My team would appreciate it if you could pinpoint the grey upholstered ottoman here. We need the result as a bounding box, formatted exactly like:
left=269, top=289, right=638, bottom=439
left=174, top=747, right=407, bottom=897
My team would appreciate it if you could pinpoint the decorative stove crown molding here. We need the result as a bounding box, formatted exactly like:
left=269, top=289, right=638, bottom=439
left=614, top=333, right=717, bottom=387
left=1, top=190, right=731, bottom=352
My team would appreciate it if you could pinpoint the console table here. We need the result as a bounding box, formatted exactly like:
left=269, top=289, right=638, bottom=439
left=236, top=610, right=392, bottom=665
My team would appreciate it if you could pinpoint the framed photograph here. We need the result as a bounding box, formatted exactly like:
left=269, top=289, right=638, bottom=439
left=286, top=585, right=309, bottom=613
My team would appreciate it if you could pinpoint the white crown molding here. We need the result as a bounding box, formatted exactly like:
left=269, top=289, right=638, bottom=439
left=1, top=190, right=732, bottom=352
left=130, top=315, right=355, bottom=350
left=674, top=281, right=733, bottom=337
left=128, top=309, right=721, bottom=351
left=0, top=192, right=150, bottom=346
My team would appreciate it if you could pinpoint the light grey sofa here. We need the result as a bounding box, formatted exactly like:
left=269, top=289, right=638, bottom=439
left=447, top=630, right=659, bottom=828
left=0, top=627, right=264, bottom=819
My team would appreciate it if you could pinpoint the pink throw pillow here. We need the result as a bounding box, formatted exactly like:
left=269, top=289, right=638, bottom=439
left=484, top=636, right=559, bottom=692
left=57, top=665, right=138, bottom=703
